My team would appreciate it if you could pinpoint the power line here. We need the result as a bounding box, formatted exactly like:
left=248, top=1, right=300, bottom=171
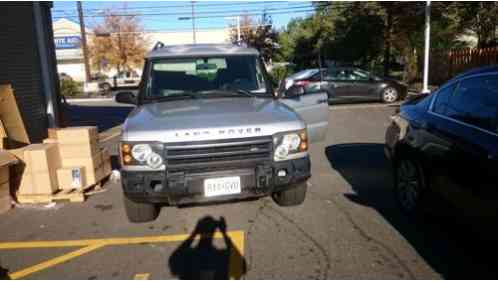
left=52, top=4, right=314, bottom=19
left=52, top=1, right=293, bottom=13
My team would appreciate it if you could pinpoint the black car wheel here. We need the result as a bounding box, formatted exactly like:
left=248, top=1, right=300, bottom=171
left=123, top=196, right=160, bottom=223
left=382, top=87, right=399, bottom=103
left=394, top=158, right=425, bottom=215
left=272, top=182, right=307, bottom=206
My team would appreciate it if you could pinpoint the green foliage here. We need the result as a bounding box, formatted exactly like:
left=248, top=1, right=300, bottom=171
left=275, top=1, right=494, bottom=85
left=268, top=66, right=289, bottom=87
left=60, top=80, right=82, bottom=97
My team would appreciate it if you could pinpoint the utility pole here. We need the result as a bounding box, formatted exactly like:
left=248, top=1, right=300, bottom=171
left=236, top=15, right=240, bottom=43
left=77, top=1, right=91, bottom=82
left=422, top=0, right=431, bottom=93
left=191, top=1, right=197, bottom=44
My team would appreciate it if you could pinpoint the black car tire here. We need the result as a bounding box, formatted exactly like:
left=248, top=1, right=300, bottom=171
left=394, top=157, right=426, bottom=216
left=381, top=87, right=399, bottom=103
left=123, top=196, right=160, bottom=223
left=272, top=182, right=307, bottom=206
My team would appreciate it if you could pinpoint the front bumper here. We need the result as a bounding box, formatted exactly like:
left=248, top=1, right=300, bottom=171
left=121, top=156, right=311, bottom=205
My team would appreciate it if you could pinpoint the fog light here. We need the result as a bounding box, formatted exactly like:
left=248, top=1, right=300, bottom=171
left=277, top=169, right=287, bottom=177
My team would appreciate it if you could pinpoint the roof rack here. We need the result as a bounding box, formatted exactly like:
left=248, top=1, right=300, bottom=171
left=153, top=41, right=165, bottom=51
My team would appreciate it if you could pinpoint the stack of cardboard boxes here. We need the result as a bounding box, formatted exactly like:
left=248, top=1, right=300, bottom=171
left=52, top=126, right=111, bottom=190
left=2, top=126, right=111, bottom=205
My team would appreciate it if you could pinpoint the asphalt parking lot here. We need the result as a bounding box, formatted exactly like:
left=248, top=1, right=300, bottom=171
left=1, top=101, right=497, bottom=279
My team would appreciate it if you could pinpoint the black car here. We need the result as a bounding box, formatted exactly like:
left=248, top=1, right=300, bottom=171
left=285, top=67, right=407, bottom=103
left=385, top=66, right=498, bottom=223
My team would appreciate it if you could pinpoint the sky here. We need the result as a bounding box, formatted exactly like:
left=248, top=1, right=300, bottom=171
left=52, top=1, right=315, bottom=32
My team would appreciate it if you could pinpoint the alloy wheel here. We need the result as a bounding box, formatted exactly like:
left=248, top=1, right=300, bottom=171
left=382, top=88, right=398, bottom=103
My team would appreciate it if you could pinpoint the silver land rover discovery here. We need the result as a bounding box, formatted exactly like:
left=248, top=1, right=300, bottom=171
left=115, top=43, right=329, bottom=222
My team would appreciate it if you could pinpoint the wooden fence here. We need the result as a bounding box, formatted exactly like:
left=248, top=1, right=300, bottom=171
left=448, top=46, right=498, bottom=78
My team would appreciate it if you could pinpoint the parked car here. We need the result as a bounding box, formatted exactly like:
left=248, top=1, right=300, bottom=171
left=115, top=44, right=329, bottom=223
left=385, top=66, right=498, bottom=223
left=284, top=67, right=407, bottom=104
left=99, top=70, right=141, bottom=92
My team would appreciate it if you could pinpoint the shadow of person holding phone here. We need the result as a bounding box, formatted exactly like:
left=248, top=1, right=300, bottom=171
left=169, top=216, right=246, bottom=279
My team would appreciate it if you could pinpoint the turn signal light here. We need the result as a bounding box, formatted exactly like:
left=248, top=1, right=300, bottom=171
left=123, top=154, right=132, bottom=164
left=299, top=141, right=308, bottom=152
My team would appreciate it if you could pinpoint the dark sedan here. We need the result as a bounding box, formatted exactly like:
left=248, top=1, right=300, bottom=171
left=284, top=67, right=407, bottom=103
left=385, top=66, right=498, bottom=226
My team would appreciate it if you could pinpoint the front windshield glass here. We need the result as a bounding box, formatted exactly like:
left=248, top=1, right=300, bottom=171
left=146, top=55, right=269, bottom=99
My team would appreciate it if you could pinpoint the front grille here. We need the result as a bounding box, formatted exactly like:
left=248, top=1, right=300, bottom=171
left=165, top=137, right=273, bottom=170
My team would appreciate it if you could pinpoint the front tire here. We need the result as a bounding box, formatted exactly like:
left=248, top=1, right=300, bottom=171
left=394, top=158, right=426, bottom=216
left=272, top=182, right=307, bottom=206
left=123, top=196, right=160, bottom=223
left=382, top=87, right=399, bottom=103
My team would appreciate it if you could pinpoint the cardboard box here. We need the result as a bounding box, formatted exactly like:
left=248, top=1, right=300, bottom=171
left=23, top=144, right=61, bottom=172
left=0, top=119, right=6, bottom=139
left=56, top=127, right=98, bottom=144
left=57, top=167, right=85, bottom=190
left=0, top=182, right=11, bottom=214
left=14, top=144, right=61, bottom=195
left=58, top=141, right=99, bottom=159
left=62, top=152, right=102, bottom=184
left=18, top=170, right=59, bottom=195
left=48, top=128, right=58, bottom=140
left=0, top=85, right=30, bottom=144
left=42, top=138, right=57, bottom=144
left=0, top=166, right=8, bottom=184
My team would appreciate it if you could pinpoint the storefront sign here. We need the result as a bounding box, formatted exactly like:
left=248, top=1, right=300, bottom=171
left=54, top=36, right=81, bottom=49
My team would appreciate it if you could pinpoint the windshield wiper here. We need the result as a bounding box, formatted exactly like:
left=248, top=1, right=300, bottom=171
left=148, top=92, right=199, bottom=102
left=197, top=89, right=255, bottom=98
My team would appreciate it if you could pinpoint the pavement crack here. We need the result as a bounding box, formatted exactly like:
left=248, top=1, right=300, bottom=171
left=264, top=205, right=331, bottom=280
left=309, top=191, right=416, bottom=279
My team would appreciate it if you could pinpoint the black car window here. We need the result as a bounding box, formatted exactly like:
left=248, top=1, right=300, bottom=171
left=447, top=75, right=498, bottom=134
left=325, top=69, right=350, bottom=81
left=433, top=83, right=457, bottom=115
left=351, top=70, right=370, bottom=81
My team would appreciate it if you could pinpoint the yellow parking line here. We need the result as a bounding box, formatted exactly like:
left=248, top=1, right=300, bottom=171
left=1, top=231, right=245, bottom=279
left=228, top=231, right=245, bottom=280
left=134, top=273, right=150, bottom=280
left=0, top=232, right=231, bottom=250
left=9, top=243, right=105, bottom=280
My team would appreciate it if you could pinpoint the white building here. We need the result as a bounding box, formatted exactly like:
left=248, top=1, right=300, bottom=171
left=52, top=18, right=230, bottom=82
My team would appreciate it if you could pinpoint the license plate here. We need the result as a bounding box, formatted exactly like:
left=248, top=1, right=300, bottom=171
left=204, top=176, right=241, bottom=197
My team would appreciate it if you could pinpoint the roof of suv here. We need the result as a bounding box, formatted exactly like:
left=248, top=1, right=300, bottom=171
left=146, top=43, right=259, bottom=59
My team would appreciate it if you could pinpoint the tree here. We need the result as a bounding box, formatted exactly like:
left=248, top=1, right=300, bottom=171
left=88, top=10, right=148, bottom=73
left=229, top=12, right=278, bottom=63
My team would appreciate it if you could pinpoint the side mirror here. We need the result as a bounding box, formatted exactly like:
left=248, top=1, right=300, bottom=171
left=115, top=91, right=136, bottom=105
left=284, top=85, right=305, bottom=98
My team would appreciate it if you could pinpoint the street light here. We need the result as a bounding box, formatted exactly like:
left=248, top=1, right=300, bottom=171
left=422, top=0, right=431, bottom=93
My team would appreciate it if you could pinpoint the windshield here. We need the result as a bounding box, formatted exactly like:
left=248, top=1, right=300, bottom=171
left=146, top=55, right=269, bottom=100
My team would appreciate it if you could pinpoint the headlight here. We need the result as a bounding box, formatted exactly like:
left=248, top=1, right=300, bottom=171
left=146, top=152, right=163, bottom=169
left=120, top=142, right=164, bottom=169
left=131, top=144, right=152, bottom=162
left=273, top=130, right=308, bottom=161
